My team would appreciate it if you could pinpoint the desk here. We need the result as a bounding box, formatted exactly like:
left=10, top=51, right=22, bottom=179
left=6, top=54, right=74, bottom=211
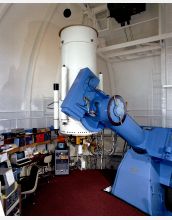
left=11, top=153, right=50, bottom=169
left=30, top=153, right=50, bottom=163
left=11, top=153, right=52, bottom=180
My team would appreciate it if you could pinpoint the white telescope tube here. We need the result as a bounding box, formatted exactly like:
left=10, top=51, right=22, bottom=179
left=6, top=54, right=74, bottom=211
left=59, top=25, right=98, bottom=135
left=54, top=83, right=59, bottom=130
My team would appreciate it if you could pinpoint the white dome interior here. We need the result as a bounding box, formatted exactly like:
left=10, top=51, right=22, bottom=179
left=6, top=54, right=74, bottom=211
left=0, top=3, right=171, bottom=131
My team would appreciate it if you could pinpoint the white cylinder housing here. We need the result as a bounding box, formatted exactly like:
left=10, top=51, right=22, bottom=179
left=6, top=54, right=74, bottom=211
left=59, top=25, right=98, bottom=136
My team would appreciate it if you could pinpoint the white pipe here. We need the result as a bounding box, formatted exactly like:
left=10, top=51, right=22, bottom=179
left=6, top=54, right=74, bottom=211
left=163, top=85, right=172, bottom=88
left=60, top=100, right=68, bottom=122
left=106, top=45, right=161, bottom=59
left=54, top=84, right=59, bottom=130
left=60, top=65, right=68, bottom=122
left=98, top=72, right=103, bottom=91
left=78, top=144, right=83, bottom=155
left=61, top=65, right=68, bottom=101
left=161, top=41, right=167, bottom=128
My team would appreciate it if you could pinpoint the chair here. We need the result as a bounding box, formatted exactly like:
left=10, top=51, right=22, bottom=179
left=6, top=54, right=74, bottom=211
left=37, top=154, right=53, bottom=181
left=43, top=155, right=52, bottom=173
left=19, top=165, right=39, bottom=196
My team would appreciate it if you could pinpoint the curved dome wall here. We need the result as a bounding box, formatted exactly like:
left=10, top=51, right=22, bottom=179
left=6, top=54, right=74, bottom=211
left=0, top=3, right=169, bottom=131
left=0, top=3, right=87, bottom=130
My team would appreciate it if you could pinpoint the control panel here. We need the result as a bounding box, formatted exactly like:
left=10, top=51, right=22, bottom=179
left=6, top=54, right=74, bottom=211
left=55, top=149, right=69, bottom=175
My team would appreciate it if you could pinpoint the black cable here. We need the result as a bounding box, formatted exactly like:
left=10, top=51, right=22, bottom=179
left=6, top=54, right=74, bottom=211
left=47, top=101, right=54, bottom=109
left=48, top=102, right=54, bottom=106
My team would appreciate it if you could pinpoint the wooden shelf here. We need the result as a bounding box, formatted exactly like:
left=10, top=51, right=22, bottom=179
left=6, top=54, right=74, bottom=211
left=1, top=139, right=58, bottom=155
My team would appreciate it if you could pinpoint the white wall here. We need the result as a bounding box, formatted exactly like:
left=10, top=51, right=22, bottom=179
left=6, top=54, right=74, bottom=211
left=111, top=55, right=162, bottom=126
left=160, top=4, right=172, bottom=127
left=0, top=3, right=113, bottom=131
left=0, top=3, right=83, bottom=131
left=31, top=3, right=83, bottom=113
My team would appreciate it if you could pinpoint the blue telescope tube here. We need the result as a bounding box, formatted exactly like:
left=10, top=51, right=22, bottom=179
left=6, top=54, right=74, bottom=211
left=111, top=115, right=145, bottom=147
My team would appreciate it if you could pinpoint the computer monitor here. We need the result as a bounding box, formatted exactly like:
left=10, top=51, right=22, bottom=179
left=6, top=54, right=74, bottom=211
left=0, top=161, right=8, bottom=169
left=0, top=168, right=15, bottom=187
left=57, top=142, right=66, bottom=149
left=16, top=151, right=25, bottom=160
left=0, top=168, right=15, bottom=196
left=11, top=151, right=27, bottom=164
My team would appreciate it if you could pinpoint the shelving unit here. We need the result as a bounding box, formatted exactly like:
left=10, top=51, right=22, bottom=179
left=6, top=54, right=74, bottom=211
left=97, top=31, right=172, bottom=63
left=4, top=140, right=53, bottom=155
left=0, top=128, right=59, bottom=156
left=90, top=4, right=172, bottom=64
left=1, top=139, right=58, bottom=156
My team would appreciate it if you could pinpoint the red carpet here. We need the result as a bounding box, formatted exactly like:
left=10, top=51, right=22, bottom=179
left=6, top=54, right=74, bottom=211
left=22, top=169, right=145, bottom=216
